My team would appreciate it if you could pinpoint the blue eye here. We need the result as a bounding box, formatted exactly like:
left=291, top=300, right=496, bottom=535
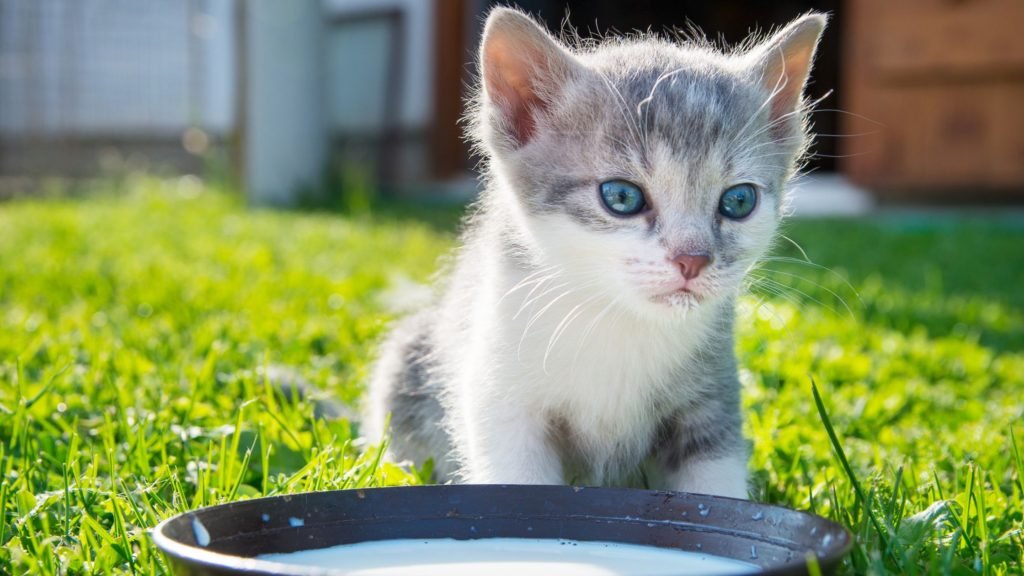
left=718, top=184, right=758, bottom=220
left=599, top=180, right=646, bottom=216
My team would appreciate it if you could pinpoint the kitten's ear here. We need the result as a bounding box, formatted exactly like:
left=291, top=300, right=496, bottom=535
left=480, top=7, right=579, bottom=147
left=748, top=13, right=827, bottom=124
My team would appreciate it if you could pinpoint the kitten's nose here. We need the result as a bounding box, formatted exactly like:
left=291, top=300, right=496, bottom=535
left=672, top=253, right=711, bottom=280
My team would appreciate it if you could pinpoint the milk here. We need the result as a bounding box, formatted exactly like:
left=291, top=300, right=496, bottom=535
left=258, top=537, right=761, bottom=575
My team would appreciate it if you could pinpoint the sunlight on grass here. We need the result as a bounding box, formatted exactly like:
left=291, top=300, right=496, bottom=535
left=0, top=178, right=1021, bottom=574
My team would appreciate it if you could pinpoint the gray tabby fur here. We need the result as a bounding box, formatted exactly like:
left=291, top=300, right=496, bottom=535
left=364, top=7, right=826, bottom=496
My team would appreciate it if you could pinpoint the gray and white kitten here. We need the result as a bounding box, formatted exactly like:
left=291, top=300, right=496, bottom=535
left=364, top=7, right=826, bottom=498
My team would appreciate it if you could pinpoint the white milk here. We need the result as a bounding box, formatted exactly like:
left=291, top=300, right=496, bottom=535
left=258, top=537, right=760, bottom=575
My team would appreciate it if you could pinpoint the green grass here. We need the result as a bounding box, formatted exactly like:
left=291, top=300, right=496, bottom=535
left=1, top=178, right=1022, bottom=574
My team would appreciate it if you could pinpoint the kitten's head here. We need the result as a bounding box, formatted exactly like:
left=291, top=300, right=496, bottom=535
left=472, top=8, right=826, bottom=320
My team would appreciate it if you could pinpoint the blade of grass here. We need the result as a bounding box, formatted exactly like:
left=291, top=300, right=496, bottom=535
left=0, top=478, right=8, bottom=545
left=933, top=469, right=977, bottom=557
left=887, top=464, right=905, bottom=529
left=24, top=363, right=70, bottom=410
left=259, top=425, right=270, bottom=496
left=811, top=378, right=896, bottom=564
left=1011, top=427, right=1023, bottom=496
left=225, top=436, right=258, bottom=502
left=805, top=551, right=823, bottom=576
left=62, top=462, right=71, bottom=543
left=973, top=465, right=990, bottom=576
left=108, top=486, right=137, bottom=575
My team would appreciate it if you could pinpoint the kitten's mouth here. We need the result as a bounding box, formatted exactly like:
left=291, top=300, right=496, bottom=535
left=651, top=287, right=704, bottom=306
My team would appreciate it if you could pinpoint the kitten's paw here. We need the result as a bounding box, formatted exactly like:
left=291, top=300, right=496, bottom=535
left=668, top=456, right=749, bottom=499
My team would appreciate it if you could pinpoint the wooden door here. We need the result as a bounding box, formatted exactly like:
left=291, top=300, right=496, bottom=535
left=840, top=0, right=1024, bottom=197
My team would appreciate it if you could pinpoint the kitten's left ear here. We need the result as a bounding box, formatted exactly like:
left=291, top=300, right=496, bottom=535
left=748, top=13, right=827, bottom=123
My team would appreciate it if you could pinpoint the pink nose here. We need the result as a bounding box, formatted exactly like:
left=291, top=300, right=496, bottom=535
left=672, top=253, right=711, bottom=280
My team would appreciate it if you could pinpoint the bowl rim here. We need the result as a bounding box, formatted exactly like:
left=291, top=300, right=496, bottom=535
left=152, top=485, right=853, bottom=576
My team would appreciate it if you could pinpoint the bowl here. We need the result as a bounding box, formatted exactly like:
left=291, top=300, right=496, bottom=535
left=153, top=485, right=852, bottom=575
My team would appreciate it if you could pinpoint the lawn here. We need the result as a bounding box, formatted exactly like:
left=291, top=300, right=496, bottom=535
left=0, top=178, right=1022, bottom=575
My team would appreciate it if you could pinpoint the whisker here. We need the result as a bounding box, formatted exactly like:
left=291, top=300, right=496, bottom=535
left=777, top=234, right=811, bottom=262
left=732, top=87, right=834, bottom=155
left=809, top=131, right=881, bottom=139
left=544, top=289, right=614, bottom=374
left=743, top=277, right=809, bottom=315
left=737, top=285, right=791, bottom=328
left=513, top=280, right=570, bottom=320
left=499, top=266, right=561, bottom=303
left=810, top=108, right=886, bottom=128
left=756, top=256, right=863, bottom=305
left=752, top=268, right=855, bottom=317
left=515, top=274, right=608, bottom=363
left=517, top=288, right=578, bottom=362
left=805, top=151, right=872, bottom=160
left=748, top=274, right=844, bottom=317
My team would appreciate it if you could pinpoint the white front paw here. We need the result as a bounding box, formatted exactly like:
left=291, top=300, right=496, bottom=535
left=669, top=456, right=749, bottom=499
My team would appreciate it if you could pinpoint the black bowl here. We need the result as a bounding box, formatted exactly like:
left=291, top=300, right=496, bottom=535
left=153, top=485, right=851, bottom=575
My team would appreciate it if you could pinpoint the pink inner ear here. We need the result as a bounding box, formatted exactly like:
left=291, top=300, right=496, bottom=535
left=507, top=89, right=542, bottom=145
left=484, top=38, right=550, bottom=146
left=485, top=62, right=542, bottom=144
left=767, top=44, right=815, bottom=124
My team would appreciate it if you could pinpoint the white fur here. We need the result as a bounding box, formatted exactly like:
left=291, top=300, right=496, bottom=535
left=450, top=247, right=721, bottom=485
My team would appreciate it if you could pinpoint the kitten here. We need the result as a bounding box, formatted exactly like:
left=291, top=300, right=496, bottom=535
left=364, top=7, right=826, bottom=498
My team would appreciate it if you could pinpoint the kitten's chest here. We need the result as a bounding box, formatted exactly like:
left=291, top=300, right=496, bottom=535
left=496, top=283, right=711, bottom=449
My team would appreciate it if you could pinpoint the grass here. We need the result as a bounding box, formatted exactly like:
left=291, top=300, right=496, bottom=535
left=0, top=177, right=1022, bottom=574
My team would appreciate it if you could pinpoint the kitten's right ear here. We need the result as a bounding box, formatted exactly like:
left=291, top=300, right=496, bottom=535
left=480, top=7, right=578, bottom=147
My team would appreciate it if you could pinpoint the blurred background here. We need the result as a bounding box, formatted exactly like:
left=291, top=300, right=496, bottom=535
left=1, top=0, right=1022, bottom=209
